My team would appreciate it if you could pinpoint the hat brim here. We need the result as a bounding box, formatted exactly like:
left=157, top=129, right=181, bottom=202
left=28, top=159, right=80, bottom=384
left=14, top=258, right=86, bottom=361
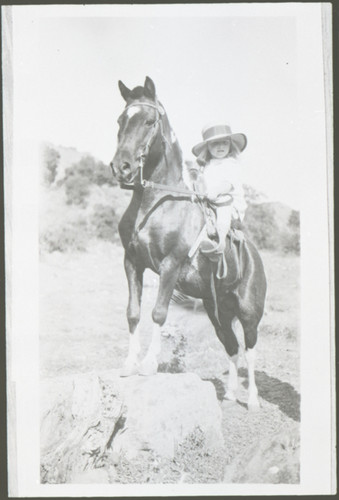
left=192, top=133, right=247, bottom=157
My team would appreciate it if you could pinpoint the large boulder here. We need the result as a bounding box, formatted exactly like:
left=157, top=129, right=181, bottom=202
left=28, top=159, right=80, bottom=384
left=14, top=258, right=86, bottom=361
left=40, top=371, right=224, bottom=483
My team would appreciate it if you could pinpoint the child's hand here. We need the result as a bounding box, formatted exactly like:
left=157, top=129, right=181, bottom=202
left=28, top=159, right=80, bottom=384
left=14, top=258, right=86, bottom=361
left=185, top=160, right=200, bottom=181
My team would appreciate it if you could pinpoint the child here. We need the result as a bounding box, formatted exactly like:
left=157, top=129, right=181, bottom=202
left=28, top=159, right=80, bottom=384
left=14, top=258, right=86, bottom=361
left=191, top=122, right=248, bottom=254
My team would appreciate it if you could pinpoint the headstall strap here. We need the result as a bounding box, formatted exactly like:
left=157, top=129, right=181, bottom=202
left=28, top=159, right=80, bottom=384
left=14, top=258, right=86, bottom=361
left=121, top=101, right=233, bottom=204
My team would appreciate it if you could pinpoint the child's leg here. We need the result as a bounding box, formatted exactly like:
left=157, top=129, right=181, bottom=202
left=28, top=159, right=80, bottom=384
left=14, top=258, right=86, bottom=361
left=216, top=205, right=232, bottom=249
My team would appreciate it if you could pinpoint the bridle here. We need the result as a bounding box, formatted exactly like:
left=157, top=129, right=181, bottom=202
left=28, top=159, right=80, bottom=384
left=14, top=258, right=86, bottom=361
left=113, top=100, right=233, bottom=206
left=114, top=101, right=170, bottom=190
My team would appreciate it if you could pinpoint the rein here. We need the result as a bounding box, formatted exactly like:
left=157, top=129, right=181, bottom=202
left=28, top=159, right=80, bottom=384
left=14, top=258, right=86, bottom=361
left=121, top=102, right=233, bottom=203
left=117, top=100, right=233, bottom=232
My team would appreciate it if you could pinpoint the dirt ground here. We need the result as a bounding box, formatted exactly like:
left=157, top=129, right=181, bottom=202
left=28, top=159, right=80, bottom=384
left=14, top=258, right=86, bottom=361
left=40, top=241, right=300, bottom=483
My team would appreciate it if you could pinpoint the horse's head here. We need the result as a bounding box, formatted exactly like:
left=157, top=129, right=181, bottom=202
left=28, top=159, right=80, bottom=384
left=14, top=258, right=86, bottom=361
left=110, top=76, right=168, bottom=188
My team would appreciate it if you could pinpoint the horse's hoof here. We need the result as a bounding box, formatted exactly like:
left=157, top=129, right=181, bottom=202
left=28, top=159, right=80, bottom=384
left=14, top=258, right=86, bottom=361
left=222, top=399, right=237, bottom=409
left=120, top=364, right=139, bottom=377
left=247, top=399, right=261, bottom=412
left=139, top=359, right=158, bottom=376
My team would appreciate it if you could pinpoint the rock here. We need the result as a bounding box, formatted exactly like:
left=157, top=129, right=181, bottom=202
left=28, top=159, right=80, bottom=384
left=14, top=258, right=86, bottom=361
left=107, top=372, right=224, bottom=460
left=40, top=372, right=125, bottom=483
left=40, top=371, right=224, bottom=483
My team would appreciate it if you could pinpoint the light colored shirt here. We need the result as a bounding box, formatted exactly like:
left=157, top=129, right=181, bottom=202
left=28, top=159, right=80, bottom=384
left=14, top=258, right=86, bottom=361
left=201, top=158, right=247, bottom=220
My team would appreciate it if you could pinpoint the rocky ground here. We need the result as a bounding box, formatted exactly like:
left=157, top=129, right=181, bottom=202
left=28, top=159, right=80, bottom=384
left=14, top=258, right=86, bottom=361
left=40, top=241, right=300, bottom=484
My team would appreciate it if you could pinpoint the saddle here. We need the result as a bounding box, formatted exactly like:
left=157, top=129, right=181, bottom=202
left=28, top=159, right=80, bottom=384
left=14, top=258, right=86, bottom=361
left=188, top=223, right=245, bottom=282
left=194, top=225, right=245, bottom=326
left=200, top=227, right=245, bottom=280
left=188, top=203, right=245, bottom=280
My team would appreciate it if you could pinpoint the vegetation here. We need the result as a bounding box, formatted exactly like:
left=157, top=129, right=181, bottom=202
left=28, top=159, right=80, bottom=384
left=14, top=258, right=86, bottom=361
left=41, top=145, right=60, bottom=186
left=243, top=202, right=300, bottom=255
left=40, top=144, right=299, bottom=255
left=40, top=144, right=120, bottom=252
left=62, top=155, right=117, bottom=206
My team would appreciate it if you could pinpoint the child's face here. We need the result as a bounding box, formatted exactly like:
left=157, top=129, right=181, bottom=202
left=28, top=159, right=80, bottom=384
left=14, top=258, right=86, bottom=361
left=207, top=139, right=231, bottom=159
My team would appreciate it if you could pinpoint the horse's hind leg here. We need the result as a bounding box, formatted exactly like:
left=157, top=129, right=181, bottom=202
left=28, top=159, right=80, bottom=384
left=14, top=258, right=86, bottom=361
left=203, top=298, right=240, bottom=402
left=244, top=345, right=259, bottom=410
left=121, top=253, right=144, bottom=377
left=238, top=316, right=260, bottom=410
left=140, top=257, right=182, bottom=376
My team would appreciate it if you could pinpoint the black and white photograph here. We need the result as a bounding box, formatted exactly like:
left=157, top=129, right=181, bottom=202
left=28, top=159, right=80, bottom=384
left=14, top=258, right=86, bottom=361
left=3, top=2, right=335, bottom=496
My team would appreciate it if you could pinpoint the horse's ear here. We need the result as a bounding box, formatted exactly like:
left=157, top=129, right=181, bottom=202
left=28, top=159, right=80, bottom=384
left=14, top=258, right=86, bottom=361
left=118, top=80, right=131, bottom=101
left=144, top=76, right=156, bottom=99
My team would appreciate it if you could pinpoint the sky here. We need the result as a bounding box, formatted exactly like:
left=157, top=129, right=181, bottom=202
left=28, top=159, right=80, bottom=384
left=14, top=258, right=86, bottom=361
left=12, top=4, right=328, bottom=209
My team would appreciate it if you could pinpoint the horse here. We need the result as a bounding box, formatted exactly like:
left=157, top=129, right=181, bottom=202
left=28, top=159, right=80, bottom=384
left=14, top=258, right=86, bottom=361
left=110, top=76, right=267, bottom=410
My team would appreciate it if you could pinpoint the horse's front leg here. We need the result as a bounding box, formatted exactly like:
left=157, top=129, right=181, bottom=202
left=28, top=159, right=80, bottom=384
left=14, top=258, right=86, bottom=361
left=139, top=256, right=182, bottom=376
left=121, top=253, right=144, bottom=377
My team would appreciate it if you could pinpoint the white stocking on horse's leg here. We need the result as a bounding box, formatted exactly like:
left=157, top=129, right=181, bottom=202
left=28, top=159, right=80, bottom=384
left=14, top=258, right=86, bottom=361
left=240, top=318, right=260, bottom=410
left=140, top=258, right=181, bottom=375
left=121, top=325, right=141, bottom=376
left=238, top=302, right=260, bottom=410
left=121, top=254, right=143, bottom=377
left=203, top=298, right=240, bottom=401
left=139, top=323, right=161, bottom=376
left=245, top=347, right=260, bottom=410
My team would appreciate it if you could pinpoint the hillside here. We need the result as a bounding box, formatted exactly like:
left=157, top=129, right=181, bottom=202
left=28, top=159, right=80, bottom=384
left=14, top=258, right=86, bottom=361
left=40, top=143, right=299, bottom=255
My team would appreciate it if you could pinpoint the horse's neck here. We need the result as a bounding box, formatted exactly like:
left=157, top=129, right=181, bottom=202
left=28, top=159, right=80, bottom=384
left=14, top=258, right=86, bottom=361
left=150, top=155, right=183, bottom=186
left=125, top=121, right=186, bottom=230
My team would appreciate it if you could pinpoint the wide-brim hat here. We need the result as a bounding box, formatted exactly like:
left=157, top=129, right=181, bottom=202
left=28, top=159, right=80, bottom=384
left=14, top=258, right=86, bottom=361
left=192, top=123, right=247, bottom=157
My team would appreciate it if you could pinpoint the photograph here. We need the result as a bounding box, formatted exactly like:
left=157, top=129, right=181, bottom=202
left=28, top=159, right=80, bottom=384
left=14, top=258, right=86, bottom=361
left=3, top=2, right=335, bottom=496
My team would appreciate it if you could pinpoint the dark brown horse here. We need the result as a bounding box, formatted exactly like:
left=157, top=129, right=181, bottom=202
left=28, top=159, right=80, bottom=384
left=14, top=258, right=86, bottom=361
left=110, top=77, right=266, bottom=409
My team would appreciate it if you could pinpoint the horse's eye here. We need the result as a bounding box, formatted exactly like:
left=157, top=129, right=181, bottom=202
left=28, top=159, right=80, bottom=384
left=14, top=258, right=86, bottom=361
left=146, top=119, right=155, bottom=126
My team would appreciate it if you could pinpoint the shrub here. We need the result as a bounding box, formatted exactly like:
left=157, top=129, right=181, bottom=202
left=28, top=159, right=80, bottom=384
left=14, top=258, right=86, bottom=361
left=243, top=202, right=300, bottom=254
left=90, top=204, right=119, bottom=242
left=64, top=175, right=91, bottom=206
left=93, top=162, right=117, bottom=186
left=244, top=204, right=279, bottom=250
left=41, top=145, right=60, bottom=186
left=243, top=184, right=267, bottom=205
left=63, top=156, right=116, bottom=206
left=40, top=218, right=88, bottom=253
left=283, top=210, right=300, bottom=254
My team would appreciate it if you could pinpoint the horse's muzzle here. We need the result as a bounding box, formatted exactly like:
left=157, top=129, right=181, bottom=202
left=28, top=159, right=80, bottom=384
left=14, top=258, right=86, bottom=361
left=111, top=159, right=136, bottom=184
left=110, top=160, right=118, bottom=177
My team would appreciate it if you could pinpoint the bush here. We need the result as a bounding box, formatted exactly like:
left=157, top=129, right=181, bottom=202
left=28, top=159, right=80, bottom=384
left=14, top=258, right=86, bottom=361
left=40, top=218, right=89, bottom=253
left=93, top=162, right=117, bottom=186
left=283, top=210, right=300, bottom=254
left=243, top=202, right=300, bottom=255
left=244, top=204, right=279, bottom=250
left=243, top=184, right=267, bottom=205
left=41, top=145, right=60, bottom=186
left=63, top=156, right=116, bottom=206
left=90, top=204, right=119, bottom=242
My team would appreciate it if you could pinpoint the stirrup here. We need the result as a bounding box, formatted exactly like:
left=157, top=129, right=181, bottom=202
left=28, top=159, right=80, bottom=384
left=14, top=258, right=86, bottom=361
left=200, top=239, right=224, bottom=256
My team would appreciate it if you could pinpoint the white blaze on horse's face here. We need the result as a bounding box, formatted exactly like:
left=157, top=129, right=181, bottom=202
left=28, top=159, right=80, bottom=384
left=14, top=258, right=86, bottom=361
left=170, top=129, right=177, bottom=144
left=126, top=106, right=141, bottom=119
